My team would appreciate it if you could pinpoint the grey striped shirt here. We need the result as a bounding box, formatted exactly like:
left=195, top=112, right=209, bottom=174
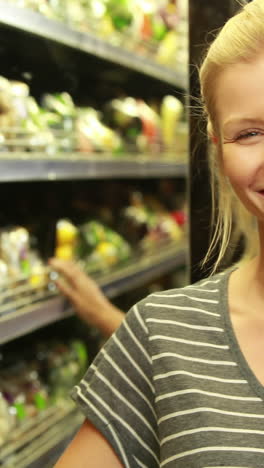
left=71, top=269, right=264, bottom=467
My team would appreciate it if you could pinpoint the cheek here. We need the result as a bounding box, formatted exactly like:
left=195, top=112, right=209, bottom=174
left=221, top=147, right=254, bottom=189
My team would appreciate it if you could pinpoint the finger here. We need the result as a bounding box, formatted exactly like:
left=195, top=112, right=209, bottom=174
left=50, top=259, right=83, bottom=286
left=49, top=258, right=75, bottom=272
left=56, top=278, right=80, bottom=306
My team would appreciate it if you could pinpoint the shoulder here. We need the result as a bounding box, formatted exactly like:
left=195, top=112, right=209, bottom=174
left=132, top=270, right=229, bottom=330
left=139, top=270, right=225, bottom=306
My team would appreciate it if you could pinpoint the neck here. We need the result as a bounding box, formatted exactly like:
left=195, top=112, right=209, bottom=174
left=236, top=221, right=264, bottom=302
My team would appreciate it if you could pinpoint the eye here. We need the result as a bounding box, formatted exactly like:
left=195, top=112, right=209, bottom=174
left=237, top=130, right=263, bottom=140
left=224, top=129, right=264, bottom=145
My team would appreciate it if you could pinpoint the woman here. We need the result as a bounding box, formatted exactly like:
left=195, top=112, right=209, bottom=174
left=54, top=1, right=264, bottom=466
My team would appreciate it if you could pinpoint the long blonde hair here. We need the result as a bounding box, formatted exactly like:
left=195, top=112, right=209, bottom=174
left=199, top=0, right=264, bottom=273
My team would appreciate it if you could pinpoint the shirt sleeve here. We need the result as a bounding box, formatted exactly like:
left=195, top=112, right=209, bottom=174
left=70, top=300, right=159, bottom=468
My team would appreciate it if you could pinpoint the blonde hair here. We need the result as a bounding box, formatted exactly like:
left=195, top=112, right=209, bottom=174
left=199, top=0, right=264, bottom=273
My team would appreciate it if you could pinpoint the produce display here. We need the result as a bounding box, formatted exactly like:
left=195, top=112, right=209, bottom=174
left=0, top=338, right=88, bottom=446
left=55, top=218, right=133, bottom=271
left=0, top=80, right=78, bottom=154
left=0, top=75, right=186, bottom=156
left=0, top=192, right=186, bottom=316
left=0, top=2, right=188, bottom=467
left=55, top=192, right=186, bottom=272
left=0, top=226, right=46, bottom=289
left=120, top=191, right=186, bottom=251
left=6, top=0, right=188, bottom=70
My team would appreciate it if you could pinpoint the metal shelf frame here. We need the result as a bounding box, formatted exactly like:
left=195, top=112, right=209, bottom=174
left=0, top=243, right=187, bottom=345
left=0, top=3, right=187, bottom=89
left=0, top=154, right=188, bottom=182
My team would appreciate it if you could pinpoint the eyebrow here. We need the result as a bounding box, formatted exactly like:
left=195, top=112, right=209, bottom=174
left=223, top=117, right=264, bottom=131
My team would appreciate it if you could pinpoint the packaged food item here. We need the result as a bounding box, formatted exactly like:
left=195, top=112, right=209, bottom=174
left=0, top=337, right=89, bottom=444
left=160, top=95, right=183, bottom=151
left=76, top=108, right=122, bottom=154
left=0, top=77, right=15, bottom=130
left=7, top=0, right=187, bottom=66
left=0, top=392, right=15, bottom=445
left=75, top=220, right=132, bottom=272
left=120, top=191, right=185, bottom=252
left=0, top=226, right=47, bottom=291
left=0, top=77, right=57, bottom=153
left=42, top=92, right=76, bottom=122
left=105, top=97, right=161, bottom=154
left=6, top=0, right=55, bottom=18
left=42, top=92, right=76, bottom=151
left=0, top=361, right=48, bottom=434
left=10, top=81, right=30, bottom=123
left=0, top=227, right=31, bottom=278
left=44, top=340, right=88, bottom=400
left=55, top=219, right=78, bottom=260
left=0, top=73, right=186, bottom=157
left=0, top=260, right=9, bottom=288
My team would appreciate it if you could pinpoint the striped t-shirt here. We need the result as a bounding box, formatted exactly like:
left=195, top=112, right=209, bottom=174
left=71, top=269, right=264, bottom=467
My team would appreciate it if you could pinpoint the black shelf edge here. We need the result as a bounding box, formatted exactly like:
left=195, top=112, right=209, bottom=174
left=0, top=3, right=187, bottom=89
left=0, top=154, right=188, bottom=182
left=0, top=244, right=187, bottom=345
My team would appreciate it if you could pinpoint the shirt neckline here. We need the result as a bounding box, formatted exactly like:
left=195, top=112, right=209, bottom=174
left=220, top=267, right=264, bottom=401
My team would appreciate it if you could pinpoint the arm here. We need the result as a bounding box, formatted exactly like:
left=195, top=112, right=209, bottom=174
left=55, top=419, right=123, bottom=468
left=49, top=259, right=124, bottom=337
left=56, top=299, right=158, bottom=467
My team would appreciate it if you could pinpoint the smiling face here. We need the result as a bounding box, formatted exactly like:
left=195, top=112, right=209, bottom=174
left=216, top=55, right=264, bottom=223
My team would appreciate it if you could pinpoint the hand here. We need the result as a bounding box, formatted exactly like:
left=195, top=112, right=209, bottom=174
left=49, top=259, right=124, bottom=337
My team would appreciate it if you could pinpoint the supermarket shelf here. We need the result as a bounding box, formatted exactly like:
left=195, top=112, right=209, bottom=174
left=98, top=242, right=188, bottom=298
left=0, top=296, right=74, bottom=346
left=0, top=243, right=187, bottom=345
left=0, top=404, right=83, bottom=468
left=0, top=154, right=188, bottom=182
left=0, top=3, right=187, bottom=90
